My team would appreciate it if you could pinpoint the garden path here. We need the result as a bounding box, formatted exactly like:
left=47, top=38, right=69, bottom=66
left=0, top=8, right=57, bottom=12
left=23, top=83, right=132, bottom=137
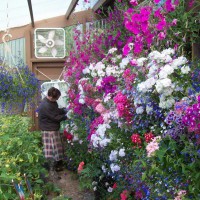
left=47, top=169, right=95, bottom=200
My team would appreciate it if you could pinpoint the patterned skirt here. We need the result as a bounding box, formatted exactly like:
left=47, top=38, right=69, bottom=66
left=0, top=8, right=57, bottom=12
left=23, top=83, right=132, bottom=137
left=42, top=131, right=64, bottom=161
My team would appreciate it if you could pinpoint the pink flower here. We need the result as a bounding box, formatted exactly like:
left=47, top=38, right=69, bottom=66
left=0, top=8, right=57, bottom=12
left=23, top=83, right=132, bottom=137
left=172, top=19, right=177, bottom=26
left=95, top=103, right=107, bottom=114
left=189, top=0, right=195, bottom=8
left=174, top=44, right=178, bottom=51
left=123, top=43, right=131, bottom=56
left=130, top=0, right=138, bottom=6
left=112, top=183, right=117, bottom=189
left=120, top=190, right=128, bottom=200
left=146, top=136, right=161, bottom=157
left=130, top=59, right=138, bottom=66
left=78, top=161, right=85, bottom=173
left=174, top=190, right=187, bottom=200
left=154, top=0, right=161, bottom=3
left=158, top=32, right=166, bottom=40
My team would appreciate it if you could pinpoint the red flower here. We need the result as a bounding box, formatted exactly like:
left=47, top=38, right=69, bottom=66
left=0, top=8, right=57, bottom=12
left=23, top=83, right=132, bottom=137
left=131, top=133, right=142, bottom=147
left=63, top=129, right=73, bottom=141
left=144, top=132, right=155, bottom=143
left=112, top=183, right=117, bottom=189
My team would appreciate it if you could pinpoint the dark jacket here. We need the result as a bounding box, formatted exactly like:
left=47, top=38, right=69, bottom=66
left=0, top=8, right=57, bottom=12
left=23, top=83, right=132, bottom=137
left=38, top=97, right=67, bottom=131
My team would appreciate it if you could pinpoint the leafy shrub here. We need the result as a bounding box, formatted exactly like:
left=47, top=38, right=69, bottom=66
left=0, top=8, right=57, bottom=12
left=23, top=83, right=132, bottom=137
left=0, top=115, right=46, bottom=199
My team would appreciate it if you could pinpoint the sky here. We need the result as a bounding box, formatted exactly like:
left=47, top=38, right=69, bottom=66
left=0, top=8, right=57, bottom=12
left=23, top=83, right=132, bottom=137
left=0, top=0, right=98, bottom=31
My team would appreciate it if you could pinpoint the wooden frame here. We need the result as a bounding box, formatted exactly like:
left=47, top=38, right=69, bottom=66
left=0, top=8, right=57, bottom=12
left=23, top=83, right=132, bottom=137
left=65, top=0, right=79, bottom=19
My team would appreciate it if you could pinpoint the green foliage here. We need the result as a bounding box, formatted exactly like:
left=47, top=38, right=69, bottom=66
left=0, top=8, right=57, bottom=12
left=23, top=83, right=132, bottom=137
left=145, top=136, right=200, bottom=199
left=0, top=115, right=46, bottom=199
left=166, top=0, right=200, bottom=58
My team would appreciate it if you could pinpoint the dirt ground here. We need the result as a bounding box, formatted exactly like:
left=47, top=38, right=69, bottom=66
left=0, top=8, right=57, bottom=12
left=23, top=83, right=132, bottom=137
left=47, top=169, right=95, bottom=200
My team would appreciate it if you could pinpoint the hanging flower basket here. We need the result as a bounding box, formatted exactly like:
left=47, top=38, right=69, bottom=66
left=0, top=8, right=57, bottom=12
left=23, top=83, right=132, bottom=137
left=0, top=64, right=39, bottom=114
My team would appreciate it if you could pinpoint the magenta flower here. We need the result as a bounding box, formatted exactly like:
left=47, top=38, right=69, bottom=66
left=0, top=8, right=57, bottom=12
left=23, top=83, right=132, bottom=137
left=156, top=19, right=167, bottom=30
left=130, top=0, right=138, bottom=6
left=158, top=32, right=166, bottom=40
left=134, top=42, right=143, bottom=54
left=165, top=0, right=175, bottom=12
left=123, top=43, right=131, bottom=56
left=154, top=0, right=161, bottom=3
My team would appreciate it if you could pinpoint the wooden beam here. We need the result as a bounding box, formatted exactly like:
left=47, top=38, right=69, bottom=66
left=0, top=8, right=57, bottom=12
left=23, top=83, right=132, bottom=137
left=65, top=0, right=79, bottom=20
left=27, top=0, right=35, bottom=27
left=93, top=0, right=109, bottom=12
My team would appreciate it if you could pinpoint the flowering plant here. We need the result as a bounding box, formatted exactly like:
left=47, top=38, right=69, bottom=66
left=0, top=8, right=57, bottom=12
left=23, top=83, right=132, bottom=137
left=62, top=0, right=200, bottom=199
left=0, top=63, right=39, bottom=113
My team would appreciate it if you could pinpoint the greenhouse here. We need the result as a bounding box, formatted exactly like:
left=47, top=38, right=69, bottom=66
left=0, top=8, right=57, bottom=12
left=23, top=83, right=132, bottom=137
left=0, top=0, right=200, bottom=199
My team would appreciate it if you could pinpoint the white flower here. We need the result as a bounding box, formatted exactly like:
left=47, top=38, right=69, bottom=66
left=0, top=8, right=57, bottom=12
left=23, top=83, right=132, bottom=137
left=103, top=93, right=112, bottom=102
left=164, top=55, right=173, bottom=63
left=95, top=62, right=105, bottom=70
left=91, top=71, right=97, bottom=77
left=73, top=135, right=79, bottom=141
left=96, top=124, right=110, bottom=137
left=159, top=70, right=168, bottom=79
left=92, top=181, right=97, bottom=186
left=171, top=56, right=188, bottom=69
left=105, top=182, right=109, bottom=186
left=136, top=106, right=144, bottom=114
left=119, top=148, right=125, bottom=157
left=148, top=63, right=159, bottom=77
left=160, top=78, right=172, bottom=87
left=102, top=112, right=111, bottom=123
left=119, top=57, right=129, bottom=69
left=82, top=67, right=90, bottom=74
left=89, top=63, right=95, bottom=70
left=155, top=78, right=172, bottom=93
left=161, top=48, right=175, bottom=56
left=66, top=109, right=73, bottom=119
left=96, top=78, right=102, bottom=87
left=99, top=138, right=111, bottom=148
left=162, top=88, right=173, bottom=96
left=93, top=186, right=97, bottom=191
left=109, top=150, right=118, bottom=161
left=137, top=82, right=147, bottom=92
left=79, top=140, right=83, bottom=144
left=181, top=65, right=190, bottom=74
left=79, top=98, right=85, bottom=104
left=108, top=47, right=117, bottom=54
left=108, top=187, right=113, bottom=192
left=148, top=51, right=161, bottom=60
left=97, top=70, right=106, bottom=77
left=159, top=64, right=174, bottom=79
left=159, top=97, right=175, bottom=109
left=117, top=55, right=122, bottom=59
left=146, top=105, right=153, bottom=114
left=137, top=57, right=147, bottom=66
left=145, top=77, right=156, bottom=89
left=102, top=165, right=107, bottom=173
left=110, top=163, right=120, bottom=173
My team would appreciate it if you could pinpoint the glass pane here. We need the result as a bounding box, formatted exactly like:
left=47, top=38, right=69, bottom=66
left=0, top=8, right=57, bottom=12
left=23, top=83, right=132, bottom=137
left=73, top=0, right=99, bottom=13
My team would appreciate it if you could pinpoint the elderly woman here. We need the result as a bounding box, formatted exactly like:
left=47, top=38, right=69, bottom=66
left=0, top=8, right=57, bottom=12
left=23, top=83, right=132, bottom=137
left=38, top=87, right=67, bottom=181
